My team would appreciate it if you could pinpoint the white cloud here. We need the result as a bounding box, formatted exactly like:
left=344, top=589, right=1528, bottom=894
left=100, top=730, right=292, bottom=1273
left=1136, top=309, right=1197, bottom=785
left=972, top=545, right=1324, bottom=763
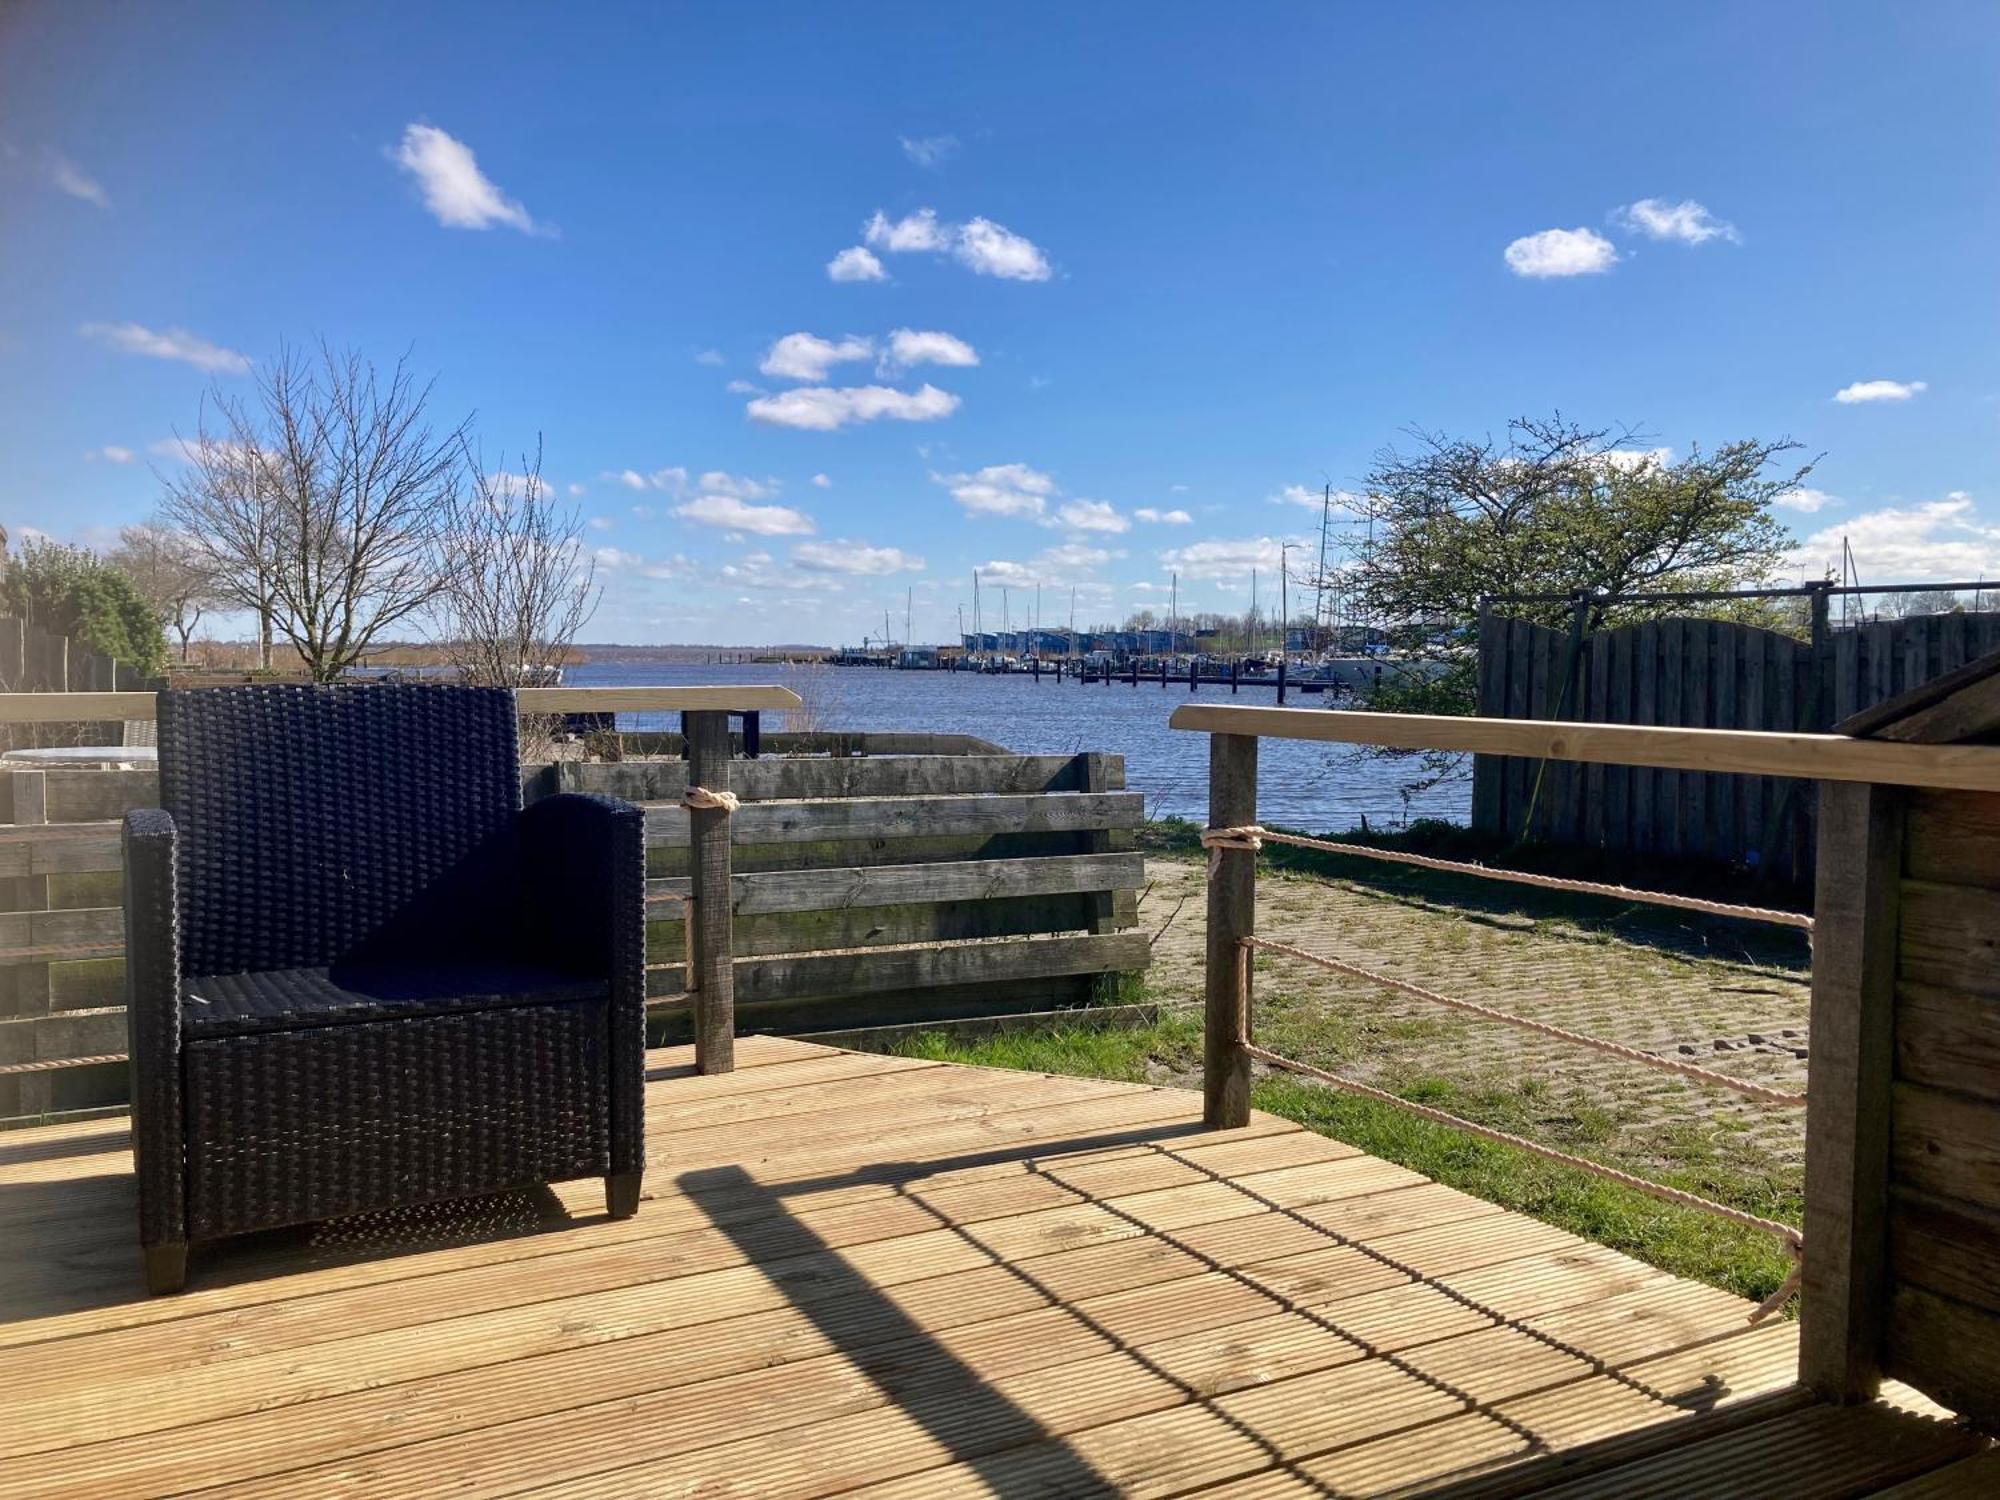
left=1504, top=227, right=1618, bottom=278
left=941, top=463, right=1057, bottom=520
left=954, top=217, right=1051, bottom=281
left=1056, top=498, right=1129, bottom=534
left=725, top=378, right=763, bottom=395
left=1134, top=507, right=1192, bottom=525
left=900, top=134, right=960, bottom=168
left=760, top=332, right=875, bottom=382
left=881, top=328, right=979, bottom=373
left=1834, top=379, right=1927, bottom=404
left=673, top=495, right=817, bottom=536
left=1790, top=494, right=2000, bottom=579
left=864, top=208, right=952, bottom=253
left=793, top=540, right=924, bottom=575
left=85, top=445, right=135, bottom=464
left=746, top=383, right=960, bottom=431
left=1614, top=198, right=1739, bottom=245
left=568, top=482, right=586, bottom=497
left=594, top=547, right=643, bottom=569
left=693, top=349, right=725, bottom=366
left=588, top=515, right=614, bottom=531
left=974, top=543, right=1111, bottom=588
left=1160, top=536, right=1290, bottom=581
left=81, top=322, right=250, bottom=374
left=811, top=473, right=832, bottom=488
left=864, top=207, right=1052, bottom=281
left=611, top=469, right=649, bottom=490
left=826, top=246, right=887, bottom=283
left=489, top=471, right=553, bottom=500
left=1775, top=487, right=1835, bottom=513
left=42, top=149, right=108, bottom=208
left=389, top=124, right=541, bottom=233
left=149, top=435, right=252, bottom=466
left=1601, top=446, right=1674, bottom=473
left=610, top=466, right=779, bottom=498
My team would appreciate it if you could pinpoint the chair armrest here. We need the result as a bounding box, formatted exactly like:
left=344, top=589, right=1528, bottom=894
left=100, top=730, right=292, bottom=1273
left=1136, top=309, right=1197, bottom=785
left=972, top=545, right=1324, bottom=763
left=122, top=808, right=185, bottom=1248
left=519, top=793, right=648, bottom=1173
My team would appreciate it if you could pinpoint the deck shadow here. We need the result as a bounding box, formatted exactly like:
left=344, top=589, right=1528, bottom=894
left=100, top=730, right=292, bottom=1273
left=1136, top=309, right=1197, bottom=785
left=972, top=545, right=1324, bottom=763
left=672, top=1158, right=1119, bottom=1495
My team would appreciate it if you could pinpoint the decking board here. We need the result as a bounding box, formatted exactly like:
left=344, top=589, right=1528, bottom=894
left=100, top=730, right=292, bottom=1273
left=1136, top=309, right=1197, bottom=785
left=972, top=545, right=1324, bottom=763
left=0, top=1036, right=1982, bottom=1498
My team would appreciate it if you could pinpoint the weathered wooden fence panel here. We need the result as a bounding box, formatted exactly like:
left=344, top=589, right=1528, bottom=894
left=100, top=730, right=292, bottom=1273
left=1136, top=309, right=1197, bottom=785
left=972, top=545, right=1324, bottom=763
left=1474, top=610, right=2000, bottom=880
left=0, top=747, right=1149, bottom=1123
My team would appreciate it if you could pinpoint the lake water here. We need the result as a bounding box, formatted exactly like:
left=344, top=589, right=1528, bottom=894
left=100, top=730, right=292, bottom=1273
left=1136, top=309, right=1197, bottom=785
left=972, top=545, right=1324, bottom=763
left=565, top=660, right=1470, bottom=832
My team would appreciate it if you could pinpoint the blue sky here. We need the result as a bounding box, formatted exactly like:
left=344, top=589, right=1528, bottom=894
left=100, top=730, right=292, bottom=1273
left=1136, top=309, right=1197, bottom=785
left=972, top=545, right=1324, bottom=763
left=4, top=2, right=1997, bottom=644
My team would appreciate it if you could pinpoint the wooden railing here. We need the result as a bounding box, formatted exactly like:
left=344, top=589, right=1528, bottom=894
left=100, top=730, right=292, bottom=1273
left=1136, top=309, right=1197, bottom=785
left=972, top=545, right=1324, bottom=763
left=1168, top=699, right=2000, bottom=1422
left=1, top=686, right=1151, bottom=1123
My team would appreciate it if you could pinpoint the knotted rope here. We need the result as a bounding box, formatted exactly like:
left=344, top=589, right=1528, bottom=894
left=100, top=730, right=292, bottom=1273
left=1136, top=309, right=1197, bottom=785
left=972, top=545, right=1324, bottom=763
left=1199, top=823, right=1265, bottom=875
left=680, top=786, right=740, bottom=813
left=1201, top=823, right=1812, bottom=932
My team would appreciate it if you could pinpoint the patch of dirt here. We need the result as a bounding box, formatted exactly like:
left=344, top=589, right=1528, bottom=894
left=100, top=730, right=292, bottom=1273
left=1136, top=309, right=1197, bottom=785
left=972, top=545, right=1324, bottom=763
left=1135, top=856, right=1812, bottom=1179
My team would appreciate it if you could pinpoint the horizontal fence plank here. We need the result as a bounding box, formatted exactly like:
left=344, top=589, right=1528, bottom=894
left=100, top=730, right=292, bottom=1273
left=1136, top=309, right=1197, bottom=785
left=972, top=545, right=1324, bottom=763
left=0, top=1007, right=124, bottom=1068
left=554, top=754, right=1097, bottom=803
left=1898, top=880, right=2000, bottom=999
left=1892, top=1080, right=2000, bottom=1212
left=1169, top=704, right=2000, bottom=792
left=646, top=851, right=1146, bottom=916
left=649, top=890, right=1135, bottom=960
left=1904, top=790, right=2000, bottom=891
left=1895, top=980, right=2000, bottom=1100
left=0, top=824, right=120, bottom=878
left=1891, top=1188, right=2000, bottom=1318
left=1886, top=1282, right=2000, bottom=1432
left=643, top=791, right=1142, bottom=847
left=645, top=930, right=1150, bottom=1007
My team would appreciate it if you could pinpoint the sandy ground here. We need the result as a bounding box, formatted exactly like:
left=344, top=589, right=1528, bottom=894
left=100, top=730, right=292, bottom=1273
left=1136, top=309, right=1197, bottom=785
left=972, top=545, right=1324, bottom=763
left=1134, top=855, right=1812, bottom=1178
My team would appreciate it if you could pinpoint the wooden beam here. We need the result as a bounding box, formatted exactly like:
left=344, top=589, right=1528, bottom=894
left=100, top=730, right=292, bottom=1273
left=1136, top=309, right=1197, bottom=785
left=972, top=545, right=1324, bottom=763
left=648, top=852, right=1145, bottom=917
left=0, top=685, right=800, bottom=725
left=1165, top=704, right=2000, bottom=792
left=642, top=792, right=1142, bottom=847
left=1800, top=780, right=1904, bottom=1401
left=685, top=710, right=735, bottom=1075
left=1204, top=732, right=1255, bottom=1130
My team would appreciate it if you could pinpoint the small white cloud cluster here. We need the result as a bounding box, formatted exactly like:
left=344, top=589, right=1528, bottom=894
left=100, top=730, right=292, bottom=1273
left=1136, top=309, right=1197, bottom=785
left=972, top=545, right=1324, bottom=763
left=1506, top=196, right=1738, bottom=278
left=938, top=463, right=1133, bottom=536
left=747, top=328, right=976, bottom=430
left=1134, top=507, right=1192, bottom=525
left=899, top=134, right=960, bottom=169
left=823, top=207, right=1051, bottom=283
left=1834, top=379, right=1926, bottom=404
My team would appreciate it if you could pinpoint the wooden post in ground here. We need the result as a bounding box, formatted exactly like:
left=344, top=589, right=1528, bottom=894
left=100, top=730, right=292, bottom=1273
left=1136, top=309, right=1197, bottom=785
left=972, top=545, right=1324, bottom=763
left=1800, top=779, right=1903, bottom=1400
left=685, top=709, right=736, bottom=1074
left=1204, top=732, right=1256, bottom=1128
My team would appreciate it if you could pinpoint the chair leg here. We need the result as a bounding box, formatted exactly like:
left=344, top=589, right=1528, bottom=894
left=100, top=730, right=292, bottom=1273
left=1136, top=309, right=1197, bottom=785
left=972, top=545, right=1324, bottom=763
left=605, top=1172, right=642, bottom=1219
left=145, top=1241, right=189, bottom=1295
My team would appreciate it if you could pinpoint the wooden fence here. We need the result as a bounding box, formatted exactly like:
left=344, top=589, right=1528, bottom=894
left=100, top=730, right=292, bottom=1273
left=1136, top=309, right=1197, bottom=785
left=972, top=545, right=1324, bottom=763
left=1473, top=610, right=2000, bottom=880
left=0, top=731, right=1147, bottom=1124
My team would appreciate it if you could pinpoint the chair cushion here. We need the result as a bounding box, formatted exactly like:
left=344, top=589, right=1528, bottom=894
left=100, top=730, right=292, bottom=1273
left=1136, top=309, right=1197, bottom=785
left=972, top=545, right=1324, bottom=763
left=182, top=960, right=607, bottom=1039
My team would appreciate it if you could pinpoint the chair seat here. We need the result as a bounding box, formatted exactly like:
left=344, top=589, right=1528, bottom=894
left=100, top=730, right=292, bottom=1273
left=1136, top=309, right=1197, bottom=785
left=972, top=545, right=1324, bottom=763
left=181, top=960, right=608, bottom=1039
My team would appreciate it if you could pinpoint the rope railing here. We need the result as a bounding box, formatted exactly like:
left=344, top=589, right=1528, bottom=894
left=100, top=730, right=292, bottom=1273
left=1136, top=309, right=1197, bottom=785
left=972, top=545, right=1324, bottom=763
left=1237, top=1040, right=1804, bottom=1322
left=1199, top=824, right=1813, bottom=932
left=1201, top=813, right=1810, bottom=1323
left=1243, top=935, right=1807, bottom=1108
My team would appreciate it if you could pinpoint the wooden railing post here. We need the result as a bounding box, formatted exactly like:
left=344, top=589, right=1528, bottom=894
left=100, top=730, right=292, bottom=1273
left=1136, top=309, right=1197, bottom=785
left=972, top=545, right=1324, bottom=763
left=1204, top=732, right=1256, bottom=1128
left=685, top=709, right=736, bottom=1074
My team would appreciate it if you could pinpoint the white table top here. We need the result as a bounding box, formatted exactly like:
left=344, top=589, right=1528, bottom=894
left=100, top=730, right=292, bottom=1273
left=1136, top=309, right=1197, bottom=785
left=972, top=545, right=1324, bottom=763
left=1, top=745, right=157, bottom=767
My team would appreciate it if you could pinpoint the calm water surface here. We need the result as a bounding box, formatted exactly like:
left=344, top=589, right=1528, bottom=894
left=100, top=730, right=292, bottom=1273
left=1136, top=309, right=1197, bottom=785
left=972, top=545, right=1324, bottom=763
left=567, top=660, right=1469, bottom=831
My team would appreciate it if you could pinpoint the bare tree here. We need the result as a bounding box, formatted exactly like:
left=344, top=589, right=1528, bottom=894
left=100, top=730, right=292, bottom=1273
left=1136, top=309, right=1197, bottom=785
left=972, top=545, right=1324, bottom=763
left=108, top=519, right=225, bottom=663
left=164, top=343, right=467, bottom=681
left=158, top=413, right=283, bottom=668
left=432, top=437, right=597, bottom=691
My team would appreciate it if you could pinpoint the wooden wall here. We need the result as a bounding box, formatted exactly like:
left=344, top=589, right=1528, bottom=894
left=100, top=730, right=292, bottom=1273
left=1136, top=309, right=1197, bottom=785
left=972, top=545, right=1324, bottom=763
left=1473, top=610, right=2000, bottom=880
left=0, top=749, right=1148, bottom=1124
left=1880, top=787, right=2000, bottom=1423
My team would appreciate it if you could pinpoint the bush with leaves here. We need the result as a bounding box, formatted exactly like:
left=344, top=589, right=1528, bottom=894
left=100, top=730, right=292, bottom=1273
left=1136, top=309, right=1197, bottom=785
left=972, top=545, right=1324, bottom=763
left=1, top=538, right=166, bottom=677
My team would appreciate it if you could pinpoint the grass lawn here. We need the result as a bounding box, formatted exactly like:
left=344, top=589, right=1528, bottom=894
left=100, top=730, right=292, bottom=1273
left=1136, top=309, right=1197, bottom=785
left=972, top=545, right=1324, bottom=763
left=884, top=1008, right=1798, bottom=1305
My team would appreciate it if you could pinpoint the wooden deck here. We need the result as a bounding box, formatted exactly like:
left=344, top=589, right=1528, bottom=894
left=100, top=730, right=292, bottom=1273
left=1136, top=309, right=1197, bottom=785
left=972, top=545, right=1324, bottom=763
left=0, top=1036, right=1987, bottom=1497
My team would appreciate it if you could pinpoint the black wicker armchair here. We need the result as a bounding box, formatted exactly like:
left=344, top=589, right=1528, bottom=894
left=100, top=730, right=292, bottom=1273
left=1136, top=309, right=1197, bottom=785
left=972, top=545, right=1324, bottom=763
left=123, top=683, right=647, bottom=1293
